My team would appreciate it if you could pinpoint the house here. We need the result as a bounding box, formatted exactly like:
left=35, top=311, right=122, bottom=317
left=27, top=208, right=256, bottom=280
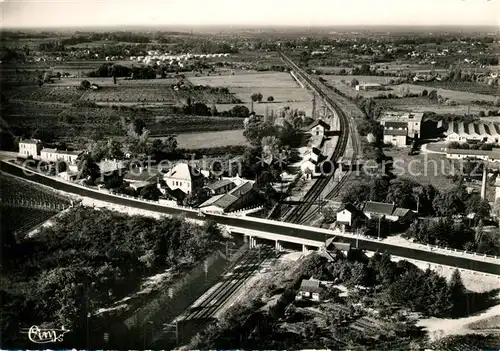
left=303, top=147, right=321, bottom=163
left=164, top=163, right=204, bottom=195
left=444, top=121, right=500, bottom=144
left=295, top=278, right=323, bottom=301
left=325, top=237, right=351, bottom=257
left=305, top=119, right=331, bottom=138
left=336, top=203, right=361, bottom=227
left=362, top=201, right=415, bottom=222
left=383, top=128, right=407, bottom=147
left=355, top=83, right=383, bottom=91
left=130, top=181, right=151, bottom=192
left=204, top=178, right=236, bottom=196
left=379, top=112, right=424, bottom=139
left=40, top=148, right=83, bottom=169
left=300, top=158, right=318, bottom=178
left=199, top=181, right=260, bottom=214
left=18, top=139, right=42, bottom=158
left=124, top=169, right=160, bottom=184
left=58, top=170, right=79, bottom=182
left=99, top=159, right=127, bottom=175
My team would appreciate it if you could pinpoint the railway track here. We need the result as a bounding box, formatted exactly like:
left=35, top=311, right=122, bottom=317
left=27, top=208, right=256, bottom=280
left=179, top=245, right=275, bottom=321
left=278, top=51, right=359, bottom=224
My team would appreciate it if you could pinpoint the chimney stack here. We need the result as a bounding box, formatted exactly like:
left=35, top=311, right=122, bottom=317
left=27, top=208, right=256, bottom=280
left=481, top=163, right=487, bottom=200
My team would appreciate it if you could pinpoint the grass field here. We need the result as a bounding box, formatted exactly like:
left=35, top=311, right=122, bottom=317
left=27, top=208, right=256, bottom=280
left=215, top=101, right=313, bottom=117
left=188, top=72, right=302, bottom=88
left=398, top=84, right=498, bottom=103
left=157, top=129, right=248, bottom=149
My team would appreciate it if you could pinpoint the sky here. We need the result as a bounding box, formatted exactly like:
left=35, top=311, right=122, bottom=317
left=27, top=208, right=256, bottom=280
left=1, top=0, right=499, bottom=29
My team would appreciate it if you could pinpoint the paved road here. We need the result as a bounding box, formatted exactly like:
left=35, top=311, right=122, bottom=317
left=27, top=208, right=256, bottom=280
left=2, top=160, right=500, bottom=276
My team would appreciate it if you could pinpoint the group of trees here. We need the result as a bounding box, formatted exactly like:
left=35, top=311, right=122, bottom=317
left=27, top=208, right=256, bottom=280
left=1, top=207, right=222, bottom=348
left=87, top=63, right=156, bottom=79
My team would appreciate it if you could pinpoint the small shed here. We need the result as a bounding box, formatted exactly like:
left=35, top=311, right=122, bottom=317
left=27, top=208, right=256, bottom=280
left=296, top=278, right=322, bottom=301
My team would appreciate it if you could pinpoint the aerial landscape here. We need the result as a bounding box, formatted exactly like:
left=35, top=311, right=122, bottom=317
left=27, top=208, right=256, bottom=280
left=1, top=0, right=500, bottom=349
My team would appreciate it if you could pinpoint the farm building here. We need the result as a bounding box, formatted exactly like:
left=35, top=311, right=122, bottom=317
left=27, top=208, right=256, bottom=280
left=164, top=162, right=204, bottom=195
left=445, top=148, right=500, bottom=163
left=18, top=139, right=42, bottom=158
left=355, top=83, right=383, bottom=91
left=379, top=112, right=424, bottom=139
left=336, top=203, right=362, bottom=228
left=383, top=122, right=408, bottom=147
left=362, top=201, right=415, bottom=223
left=443, top=121, right=500, bottom=144
left=199, top=180, right=260, bottom=214
left=303, top=147, right=322, bottom=163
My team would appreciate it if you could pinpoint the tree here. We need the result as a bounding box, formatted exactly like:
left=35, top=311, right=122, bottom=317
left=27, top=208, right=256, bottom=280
left=132, top=118, right=146, bottom=136
left=465, top=194, right=491, bottom=221
left=479, top=111, right=486, bottom=117
left=80, top=80, right=91, bottom=90
left=78, top=154, right=100, bottom=184
left=421, top=89, right=428, bottom=97
left=350, top=78, right=359, bottom=88
left=428, top=90, right=438, bottom=100
left=449, top=269, right=466, bottom=316
left=140, top=184, right=161, bottom=201
left=261, top=135, right=281, bottom=159
left=267, top=96, right=274, bottom=102
left=251, top=93, right=263, bottom=102
left=433, top=186, right=467, bottom=217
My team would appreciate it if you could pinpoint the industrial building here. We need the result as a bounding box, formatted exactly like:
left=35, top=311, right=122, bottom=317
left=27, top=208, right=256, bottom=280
left=443, top=121, right=500, bottom=144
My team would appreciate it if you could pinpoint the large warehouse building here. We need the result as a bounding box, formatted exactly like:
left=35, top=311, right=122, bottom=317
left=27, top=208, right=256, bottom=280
left=443, top=121, right=500, bottom=144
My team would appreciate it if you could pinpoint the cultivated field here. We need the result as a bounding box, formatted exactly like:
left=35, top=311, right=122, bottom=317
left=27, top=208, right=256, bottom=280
left=414, top=81, right=500, bottom=97
left=398, top=84, right=498, bottom=103
left=157, top=129, right=248, bottom=149
left=147, top=116, right=245, bottom=136
left=376, top=97, right=485, bottom=114
left=188, top=72, right=302, bottom=88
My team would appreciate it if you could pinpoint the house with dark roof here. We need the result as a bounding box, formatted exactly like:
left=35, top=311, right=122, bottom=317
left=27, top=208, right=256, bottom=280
left=305, top=119, right=331, bottom=138
left=199, top=181, right=260, bottom=214
left=164, top=162, right=204, bottom=195
left=296, top=278, right=323, bottom=301
left=362, top=201, right=415, bottom=223
left=204, top=178, right=236, bottom=196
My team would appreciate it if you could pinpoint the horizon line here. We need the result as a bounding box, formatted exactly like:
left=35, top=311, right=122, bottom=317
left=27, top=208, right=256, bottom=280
left=2, top=23, right=499, bottom=31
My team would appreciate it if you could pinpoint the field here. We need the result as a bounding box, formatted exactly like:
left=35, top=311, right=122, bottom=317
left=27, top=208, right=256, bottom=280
left=146, top=116, right=245, bottom=136
left=170, top=129, right=247, bottom=148
left=188, top=72, right=302, bottom=88
left=414, top=81, right=500, bottom=97
left=398, top=84, right=498, bottom=103
left=5, top=85, right=86, bottom=103
left=189, top=71, right=314, bottom=116
left=0, top=173, right=71, bottom=235
left=376, top=97, right=488, bottom=115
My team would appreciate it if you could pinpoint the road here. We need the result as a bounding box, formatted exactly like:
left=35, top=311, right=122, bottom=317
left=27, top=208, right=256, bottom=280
left=1, top=160, right=499, bottom=276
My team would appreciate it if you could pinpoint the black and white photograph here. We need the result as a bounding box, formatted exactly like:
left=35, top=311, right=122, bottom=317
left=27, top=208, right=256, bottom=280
left=1, top=0, right=500, bottom=349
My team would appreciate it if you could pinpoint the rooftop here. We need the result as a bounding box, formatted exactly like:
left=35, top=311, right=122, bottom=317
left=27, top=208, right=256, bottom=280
left=165, top=163, right=198, bottom=181
left=205, top=178, right=234, bottom=191
left=20, top=139, right=42, bottom=145
left=446, top=148, right=500, bottom=159
left=200, top=181, right=255, bottom=211
left=383, top=129, right=407, bottom=136
left=380, top=112, right=424, bottom=123
left=363, top=201, right=395, bottom=216
left=299, top=279, right=322, bottom=294
left=305, top=119, right=331, bottom=131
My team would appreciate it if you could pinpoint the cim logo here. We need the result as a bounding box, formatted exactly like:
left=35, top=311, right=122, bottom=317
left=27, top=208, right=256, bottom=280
left=21, top=325, right=70, bottom=344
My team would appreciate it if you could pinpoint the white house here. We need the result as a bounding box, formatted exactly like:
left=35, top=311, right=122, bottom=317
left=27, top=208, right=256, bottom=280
left=336, top=203, right=360, bottom=227
left=362, top=201, right=415, bottom=223
left=300, top=158, right=318, bottom=178
left=305, top=119, right=331, bottom=138
left=355, top=83, right=383, bottom=91
left=379, top=112, right=424, bottom=139
left=383, top=128, right=407, bottom=147
left=164, top=163, right=202, bottom=195
left=40, top=149, right=83, bottom=169
left=18, top=139, right=42, bottom=158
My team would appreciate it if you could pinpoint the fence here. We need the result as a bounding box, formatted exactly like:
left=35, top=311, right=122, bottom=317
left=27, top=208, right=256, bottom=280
left=227, top=205, right=264, bottom=216
left=1, top=199, right=69, bottom=212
